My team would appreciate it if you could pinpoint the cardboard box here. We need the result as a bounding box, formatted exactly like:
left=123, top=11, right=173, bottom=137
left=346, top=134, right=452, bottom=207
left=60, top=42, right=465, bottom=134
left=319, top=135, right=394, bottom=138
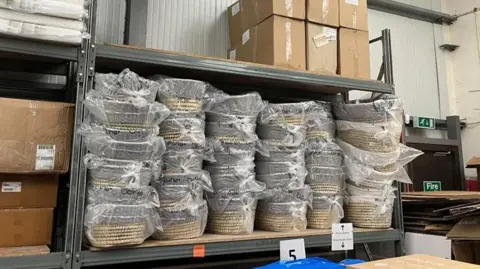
left=306, top=23, right=337, bottom=75
left=339, top=0, right=368, bottom=31
left=0, top=98, right=74, bottom=173
left=348, top=254, right=480, bottom=269
left=0, top=208, right=53, bottom=247
left=230, top=15, right=306, bottom=70
left=452, top=241, right=480, bottom=264
left=338, top=28, right=370, bottom=79
left=306, top=0, right=339, bottom=27
left=228, top=0, right=306, bottom=46
left=0, top=174, right=58, bottom=209
left=467, top=157, right=480, bottom=179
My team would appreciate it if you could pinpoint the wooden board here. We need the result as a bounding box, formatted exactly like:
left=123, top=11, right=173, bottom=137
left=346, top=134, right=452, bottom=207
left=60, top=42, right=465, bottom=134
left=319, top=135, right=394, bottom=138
left=403, top=191, right=480, bottom=201
left=89, top=228, right=389, bottom=251
left=0, top=245, right=50, bottom=258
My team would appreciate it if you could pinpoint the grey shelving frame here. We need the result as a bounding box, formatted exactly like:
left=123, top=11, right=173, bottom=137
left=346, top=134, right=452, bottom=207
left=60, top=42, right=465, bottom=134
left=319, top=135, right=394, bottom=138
left=0, top=1, right=405, bottom=268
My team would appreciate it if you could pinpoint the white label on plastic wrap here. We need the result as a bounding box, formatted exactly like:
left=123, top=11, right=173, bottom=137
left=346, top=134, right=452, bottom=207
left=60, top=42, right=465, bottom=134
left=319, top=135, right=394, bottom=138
left=231, top=2, right=240, bottom=16
left=2, top=182, right=21, bottom=192
left=229, top=49, right=236, bottom=60
left=346, top=0, right=358, bottom=5
left=242, top=29, right=250, bottom=45
left=332, top=223, right=354, bottom=251
left=35, top=144, right=55, bottom=170
left=280, top=239, right=306, bottom=261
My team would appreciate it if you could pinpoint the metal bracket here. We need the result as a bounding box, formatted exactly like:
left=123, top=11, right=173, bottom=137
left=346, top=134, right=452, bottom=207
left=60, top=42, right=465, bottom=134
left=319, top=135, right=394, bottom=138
left=87, top=44, right=96, bottom=77
left=76, top=48, right=86, bottom=83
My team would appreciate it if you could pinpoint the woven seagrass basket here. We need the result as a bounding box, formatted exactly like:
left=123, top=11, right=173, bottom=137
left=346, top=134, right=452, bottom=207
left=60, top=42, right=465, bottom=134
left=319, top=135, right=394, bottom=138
left=162, top=149, right=204, bottom=173
left=257, top=124, right=307, bottom=147
left=206, top=121, right=257, bottom=144
left=85, top=135, right=165, bottom=161
left=206, top=92, right=264, bottom=117
left=307, top=195, right=344, bottom=229
left=305, top=144, right=343, bottom=167
left=255, top=201, right=308, bottom=232
left=305, top=166, right=347, bottom=194
left=344, top=202, right=393, bottom=229
left=159, top=117, right=205, bottom=145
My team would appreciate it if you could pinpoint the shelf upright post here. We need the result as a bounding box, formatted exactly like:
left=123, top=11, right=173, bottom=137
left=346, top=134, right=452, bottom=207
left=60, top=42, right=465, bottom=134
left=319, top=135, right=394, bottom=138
left=70, top=1, right=97, bottom=269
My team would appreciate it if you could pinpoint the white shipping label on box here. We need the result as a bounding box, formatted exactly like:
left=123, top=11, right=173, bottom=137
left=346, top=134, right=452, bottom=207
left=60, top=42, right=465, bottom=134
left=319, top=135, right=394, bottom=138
left=231, top=2, right=240, bottom=16
left=35, top=144, right=55, bottom=170
left=346, top=0, right=358, bottom=5
left=2, top=182, right=22, bottom=192
left=280, top=239, right=306, bottom=261
left=229, top=49, right=236, bottom=60
left=242, top=29, right=250, bottom=45
left=332, top=223, right=354, bottom=251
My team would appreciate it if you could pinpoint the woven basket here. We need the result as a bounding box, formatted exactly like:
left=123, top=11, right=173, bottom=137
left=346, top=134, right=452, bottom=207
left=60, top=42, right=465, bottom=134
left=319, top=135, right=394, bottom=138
left=206, top=192, right=258, bottom=235
left=208, top=142, right=256, bottom=166
left=162, top=149, right=204, bottom=173
left=207, top=113, right=257, bottom=124
left=256, top=172, right=306, bottom=189
left=256, top=144, right=305, bottom=163
left=332, top=95, right=403, bottom=123
left=95, top=69, right=159, bottom=102
left=256, top=161, right=306, bottom=175
left=152, top=200, right=208, bottom=240
left=206, top=92, right=264, bottom=117
left=256, top=201, right=308, bottom=232
left=257, top=124, right=307, bottom=147
left=86, top=158, right=161, bottom=188
left=205, top=164, right=255, bottom=176
left=103, top=125, right=159, bottom=142
left=344, top=202, right=393, bottom=229
left=159, top=117, right=205, bottom=145
left=305, top=166, right=347, bottom=194
left=87, top=222, right=146, bottom=248
left=86, top=185, right=160, bottom=205
left=337, top=128, right=401, bottom=153
left=258, top=102, right=313, bottom=126
left=156, top=78, right=207, bottom=100
left=211, top=173, right=264, bottom=192
left=206, top=121, right=257, bottom=144
left=85, top=135, right=166, bottom=161
left=307, top=195, right=344, bottom=229
left=374, top=163, right=397, bottom=173
left=305, top=144, right=343, bottom=167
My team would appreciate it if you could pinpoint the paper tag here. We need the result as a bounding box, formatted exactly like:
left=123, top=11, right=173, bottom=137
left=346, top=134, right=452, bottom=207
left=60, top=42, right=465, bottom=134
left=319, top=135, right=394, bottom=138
left=332, top=223, right=354, bottom=251
left=2, top=182, right=21, bottom=192
left=280, top=239, right=306, bottom=261
left=229, top=49, right=236, bottom=60
left=346, top=0, right=358, bottom=5
left=193, top=244, right=205, bottom=258
left=35, top=144, right=55, bottom=170
left=313, top=34, right=329, bottom=48
left=231, top=2, right=240, bottom=16
left=324, top=28, right=337, bottom=41
left=242, top=29, right=250, bottom=45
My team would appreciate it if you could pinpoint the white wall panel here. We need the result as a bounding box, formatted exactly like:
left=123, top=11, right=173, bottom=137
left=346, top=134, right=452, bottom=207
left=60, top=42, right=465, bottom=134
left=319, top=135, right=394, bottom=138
left=145, top=0, right=236, bottom=58
left=95, top=0, right=126, bottom=44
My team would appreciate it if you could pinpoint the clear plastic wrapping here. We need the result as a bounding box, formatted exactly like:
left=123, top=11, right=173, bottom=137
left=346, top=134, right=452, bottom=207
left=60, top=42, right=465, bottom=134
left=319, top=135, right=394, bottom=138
left=336, top=138, right=423, bottom=167
left=344, top=184, right=396, bottom=229
left=256, top=200, right=308, bottom=232
left=206, top=120, right=258, bottom=144
left=84, top=154, right=161, bottom=188
left=79, top=122, right=159, bottom=142
left=86, top=185, right=160, bottom=206
left=258, top=102, right=314, bottom=126
left=207, top=140, right=257, bottom=166
left=256, top=142, right=305, bottom=163
left=211, top=172, right=266, bottom=193
left=84, top=92, right=170, bottom=127
left=257, top=124, right=307, bottom=147
left=84, top=134, right=166, bottom=161
left=204, top=92, right=266, bottom=117
left=0, top=0, right=87, bottom=20
left=162, top=149, right=205, bottom=173
left=332, top=94, right=404, bottom=123
left=0, top=18, right=86, bottom=44
left=263, top=185, right=313, bottom=204
left=306, top=101, right=336, bottom=145
left=84, top=202, right=161, bottom=248
left=205, top=164, right=255, bottom=176
left=159, top=117, right=206, bottom=147
left=256, top=161, right=307, bottom=175
left=305, top=142, right=344, bottom=167
left=152, top=199, right=208, bottom=240
left=305, top=166, right=347, bottom=194
left=0, top=8, right=85, bottom=31
left=307, top=194, right=344, bottom=229
left=206, top=191, right=258, bottom=235
left=94, top=69, right=160, bottom=102
left=257, top=172, right=306, bottom=189
left=154, top=78, right=207, bottom=112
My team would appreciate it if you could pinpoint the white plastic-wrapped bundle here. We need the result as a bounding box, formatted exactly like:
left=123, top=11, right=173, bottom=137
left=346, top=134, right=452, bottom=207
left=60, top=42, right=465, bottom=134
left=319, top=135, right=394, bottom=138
left=0, top=0, right=87, bottom=20
left=206, top=191, right=258, bottom=235
left=305, top=166, right=347, bottom=194
left=307, top=194, right=344, bottom=229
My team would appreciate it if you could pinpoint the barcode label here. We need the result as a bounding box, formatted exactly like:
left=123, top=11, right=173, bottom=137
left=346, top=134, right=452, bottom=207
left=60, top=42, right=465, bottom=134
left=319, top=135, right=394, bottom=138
left=35, top=144, right=55, bottom=170
left=2, top=182, right=22, bottom=192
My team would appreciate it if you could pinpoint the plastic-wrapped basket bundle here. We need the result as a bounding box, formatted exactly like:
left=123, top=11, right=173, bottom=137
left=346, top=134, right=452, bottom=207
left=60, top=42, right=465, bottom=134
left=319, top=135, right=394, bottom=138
left=162, top=149, right=206, bottom=173
left=206, top=191, right=258, bottom=235
left=79, top=122, right=159, bottom=142
left=305, top=166, right=347, bottom=194
left=344, top=184, right=396, bottom=229
left=333, top=95, right=404, bottom=153
left=306, top=101, right=336, bottom=147
left=159, top=117, right=206, bottom=147
left=204, top=91, right=265, bottom=118
left=84, top=154, right=161, bottom=188
left=154, top=77, right=207, bottom=113
left=307, top=194, right=344, bottom=229
left=305, top=142, right=344, bottom=167
left=84, top=185, right=161, bottom=248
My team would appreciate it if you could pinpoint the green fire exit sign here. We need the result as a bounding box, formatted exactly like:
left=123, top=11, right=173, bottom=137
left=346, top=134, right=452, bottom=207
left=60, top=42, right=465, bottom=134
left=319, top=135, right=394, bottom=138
left=423, top=181, right=442, bottom=192
left=414, top=117, right=435, bottom=129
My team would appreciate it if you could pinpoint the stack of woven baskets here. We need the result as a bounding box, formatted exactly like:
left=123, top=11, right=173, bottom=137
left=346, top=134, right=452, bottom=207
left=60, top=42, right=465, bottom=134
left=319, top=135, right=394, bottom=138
left=333, top=95, right=422, bottom=229
left=81, top=69, right=169, bottom=248
left=255, top=102, right=314, bottom=232
left=150, top=77, right=212, bottom=240
left=305, top=102, right=346, bottom=229
left=204, top=91, right=267, bottom=235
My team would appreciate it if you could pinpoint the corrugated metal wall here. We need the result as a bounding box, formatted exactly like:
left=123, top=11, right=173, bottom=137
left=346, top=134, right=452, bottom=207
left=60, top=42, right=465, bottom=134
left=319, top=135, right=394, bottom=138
left=95, top=0, right=126, bottom=44
left=145, top=0, right=236, bottom=58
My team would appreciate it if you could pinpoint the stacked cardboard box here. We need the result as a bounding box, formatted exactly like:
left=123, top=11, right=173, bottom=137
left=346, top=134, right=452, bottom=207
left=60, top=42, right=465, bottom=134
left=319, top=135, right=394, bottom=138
left=0, top=98, right=74, bottom=248
left=227, top=0, right=370, bottom=79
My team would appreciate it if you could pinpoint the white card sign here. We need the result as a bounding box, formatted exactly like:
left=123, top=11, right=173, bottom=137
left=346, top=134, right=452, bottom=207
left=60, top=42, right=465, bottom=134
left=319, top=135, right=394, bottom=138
left=280, top=239, right=306, bottom=261
left=331, top=223, right=354, bottom=251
